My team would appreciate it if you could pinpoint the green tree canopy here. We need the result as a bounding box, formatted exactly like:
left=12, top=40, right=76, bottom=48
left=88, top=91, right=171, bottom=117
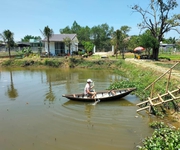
left=127, top=35, right=140, bottom=50
left=139, top=30, right=159, bottom=56
left=81, top=41, right=94, bottom=55
left=132, top=0, right=180, bottom=60
left=21, top=35, right=41, bottom=42
left=91, top=23, right=114, bottom=51
left=60, top=21, right=114, bottom=51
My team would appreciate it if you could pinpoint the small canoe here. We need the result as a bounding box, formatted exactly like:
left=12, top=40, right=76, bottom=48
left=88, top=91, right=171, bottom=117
left=62, top=87, right=136, bottom=102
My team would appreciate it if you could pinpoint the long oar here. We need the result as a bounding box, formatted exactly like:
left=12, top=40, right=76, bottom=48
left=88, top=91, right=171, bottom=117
left=91, top=82, right=100, bottom=105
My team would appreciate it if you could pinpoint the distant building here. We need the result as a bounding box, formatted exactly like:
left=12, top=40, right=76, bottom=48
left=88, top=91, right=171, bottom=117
left=16, top=39, right=43, bottom=52
left=160, top=43, right=175, bottom=52
left=29, top=39, right=43, bottom=51
left=0, top=42, right=6, bottom=51
left=42, top=34, right=78, bottom=56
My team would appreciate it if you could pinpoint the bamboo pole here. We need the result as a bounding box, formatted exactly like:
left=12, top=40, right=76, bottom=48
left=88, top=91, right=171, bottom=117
left=166, top=69, right=172, bottom=93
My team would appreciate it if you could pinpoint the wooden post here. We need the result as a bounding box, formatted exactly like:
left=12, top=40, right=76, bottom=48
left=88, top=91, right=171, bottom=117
left=166, top=69, right=172, bottom=93
left=171, top=101, right=179, bottom=112
left=150, top=83, right=154, bottom=98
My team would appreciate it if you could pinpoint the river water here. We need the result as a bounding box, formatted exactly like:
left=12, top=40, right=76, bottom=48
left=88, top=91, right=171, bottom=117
left=0, top=68, right=154, bottom=150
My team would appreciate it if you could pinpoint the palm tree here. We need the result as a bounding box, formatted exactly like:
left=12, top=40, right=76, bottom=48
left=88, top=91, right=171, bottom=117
left=40, top=26, right=53, bottom=57
left=0, top=30, right=14, bottom=58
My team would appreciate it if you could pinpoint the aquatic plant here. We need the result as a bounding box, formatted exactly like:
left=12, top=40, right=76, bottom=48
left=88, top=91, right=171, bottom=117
left=138, top=121, right=180, bottom=150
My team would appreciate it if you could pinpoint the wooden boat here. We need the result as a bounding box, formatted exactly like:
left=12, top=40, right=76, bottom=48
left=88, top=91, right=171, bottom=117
left=62, top=87, right=136, bottom=102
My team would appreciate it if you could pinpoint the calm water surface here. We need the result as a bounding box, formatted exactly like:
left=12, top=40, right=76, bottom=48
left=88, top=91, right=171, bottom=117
left=0, top=68, right=154, bottom=150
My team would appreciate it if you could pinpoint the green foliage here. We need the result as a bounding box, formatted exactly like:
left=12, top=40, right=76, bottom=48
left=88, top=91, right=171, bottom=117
left=139, top=30, right=159, bottom=56
left=81, top=41, right=94, bottom=54
left=60, top=21, right=114, bottom=51
left=159, top=53, right=180, bottom=61
left=21, top=47, right=32, bottom=57
left=149, top=121, right=167, bottom=129
left=2, top=59, right=13, bottom=66
left=44, top=59, right=60, bottom=67
left=21, top=35, right=41, bottom=42
left=127, top=35, right=140, bottom=50
left=108, top=60, right=169, bottom=99
left=139, top=121, right=180, bottom=150
left=108, top=80, right=137, bottom=89
left=2, top=59, right=31, bottom=66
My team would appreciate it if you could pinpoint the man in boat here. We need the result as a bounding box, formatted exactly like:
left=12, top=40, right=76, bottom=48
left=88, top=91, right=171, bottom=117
left=84, top=79, right=97, bottom=100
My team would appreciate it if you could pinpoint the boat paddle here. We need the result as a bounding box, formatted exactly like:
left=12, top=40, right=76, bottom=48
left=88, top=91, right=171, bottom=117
left=91, top=81, right=100, bottom=105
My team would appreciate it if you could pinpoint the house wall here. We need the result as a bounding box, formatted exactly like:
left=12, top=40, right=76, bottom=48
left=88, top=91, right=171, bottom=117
left=44, top=36, right=78, bottom=56
left=45, top=42, right=55, bottom=55
left=71, top=37, right=78, bottom=53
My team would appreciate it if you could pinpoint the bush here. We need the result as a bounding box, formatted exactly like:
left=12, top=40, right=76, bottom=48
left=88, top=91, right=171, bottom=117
left=44, top=59, right=60, bottom=67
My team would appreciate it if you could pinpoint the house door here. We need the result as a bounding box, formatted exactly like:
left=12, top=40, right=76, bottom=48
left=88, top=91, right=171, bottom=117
left=55, top=42, right=65, bottom=56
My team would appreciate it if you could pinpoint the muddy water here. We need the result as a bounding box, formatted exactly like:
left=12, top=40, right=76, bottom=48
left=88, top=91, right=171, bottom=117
left=0, top=68, right=153, bottom=150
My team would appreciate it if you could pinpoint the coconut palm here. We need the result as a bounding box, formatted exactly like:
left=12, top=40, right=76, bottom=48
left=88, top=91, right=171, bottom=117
left=0, top=30, right=14, bottom=58
left=40, top=26, right=53, bottom=57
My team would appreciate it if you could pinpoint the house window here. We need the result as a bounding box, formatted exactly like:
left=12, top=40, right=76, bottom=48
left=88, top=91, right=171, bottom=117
left=55, top=42, right=65, bottom=55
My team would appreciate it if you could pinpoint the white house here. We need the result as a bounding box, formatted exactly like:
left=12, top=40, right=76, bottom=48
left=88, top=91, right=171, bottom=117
left=42, top=34, right=78, bottom=56
left=159, top=42, right=175, bottom=52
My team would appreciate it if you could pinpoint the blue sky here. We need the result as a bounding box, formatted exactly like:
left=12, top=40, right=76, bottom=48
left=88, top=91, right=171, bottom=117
left=1, top=0, right=180, bottom=41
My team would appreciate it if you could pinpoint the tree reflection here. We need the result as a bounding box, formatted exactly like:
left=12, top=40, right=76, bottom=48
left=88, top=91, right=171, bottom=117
left=85, top=104, right=95, bottom=123
left=45, top=72, right=55, bottom=102
left=7, top=71, right=18, bottom=99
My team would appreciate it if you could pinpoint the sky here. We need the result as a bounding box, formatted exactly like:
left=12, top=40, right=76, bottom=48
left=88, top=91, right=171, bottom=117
left=1, top=0, right=180, bottom=41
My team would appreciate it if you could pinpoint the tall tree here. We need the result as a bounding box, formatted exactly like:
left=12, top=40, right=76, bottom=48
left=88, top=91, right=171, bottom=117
left=81, top=41, right=94, bottom=55
left=71, top=21, right=81, bottom=33
left=40, top=26, right=53, bottom=57
left=60, top=21, right=91, bottom=46
left=120, top=26, right=131, bottom=59
left=139, top=30, right=159, bottom=57
left=0, top=30, right=14, bottom=58
left=63, top=37, right=71, bottom=56
left=127, top=35, right=140, bottom=51
left=132, top=0, right=180, bottom=60
left=59, top=26, right=71, bottom=34
left=21, top=35, right=41, bottom=42
left=91, top=23, right=114, bottom=51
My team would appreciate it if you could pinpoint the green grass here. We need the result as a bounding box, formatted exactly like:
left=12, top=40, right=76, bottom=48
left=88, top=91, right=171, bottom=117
left=159, top=53, right=180, bottom=61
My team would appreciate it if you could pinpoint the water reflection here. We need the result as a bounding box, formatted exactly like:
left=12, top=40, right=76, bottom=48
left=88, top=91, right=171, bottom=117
left=85, top=104, right=96, bottom=123
left=6, top=71, right=18, bottom=99
left=44, top=72, right=55, bottom=102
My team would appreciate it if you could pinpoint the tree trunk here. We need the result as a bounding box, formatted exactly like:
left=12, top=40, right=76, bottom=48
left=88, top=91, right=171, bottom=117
left=8, top=47, right=11, bottom=58
left=152, top=47, right=159, bottom=61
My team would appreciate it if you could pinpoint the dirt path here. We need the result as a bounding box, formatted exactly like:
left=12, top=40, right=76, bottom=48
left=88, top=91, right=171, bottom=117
left=125, top=58, right=180, bottom=81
